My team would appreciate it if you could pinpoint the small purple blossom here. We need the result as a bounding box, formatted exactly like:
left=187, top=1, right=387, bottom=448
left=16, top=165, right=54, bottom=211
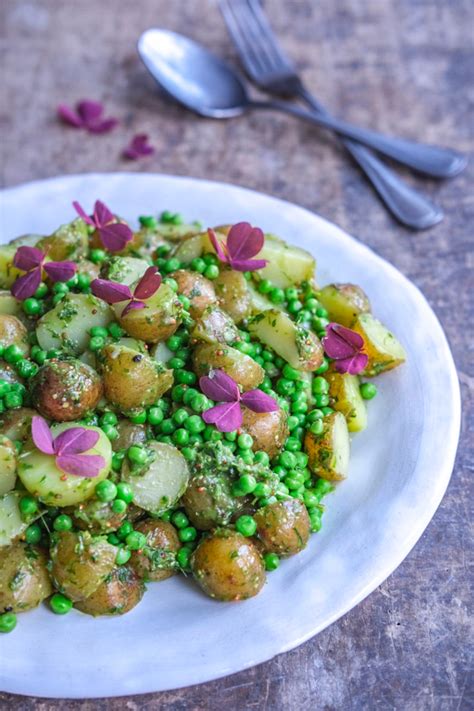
left=32, top=416, right=105, bottom=478
left=91, top=266, right=162, bottom=316
left=322, top=323, right=368, bottom=375
left=73, top=200, right=133, bottom=252
left=208, top=222, right=267, bottom=272
left=57, top=100, right=118, bottom=134
left=123, top=134, right=155, bottom=160
left=199, top=370, right=278, bottom=433
left=11, top=246, right=76, bottom=300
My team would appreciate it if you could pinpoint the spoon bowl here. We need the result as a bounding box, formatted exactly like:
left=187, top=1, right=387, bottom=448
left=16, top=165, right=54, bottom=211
left=138, top=29, right=249, bottom=118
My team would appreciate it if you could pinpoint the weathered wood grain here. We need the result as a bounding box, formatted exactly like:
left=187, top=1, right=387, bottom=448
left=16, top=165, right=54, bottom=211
left=0, top=0, right=472, bottom=709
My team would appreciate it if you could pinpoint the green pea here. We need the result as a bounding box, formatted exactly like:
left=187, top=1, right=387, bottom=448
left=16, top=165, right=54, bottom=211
left=115, top=547, right=131, bottom=565
left=237, top=474, right=257, bottom=494
left=287, top=299, right=303, bottom=314
left=50, top=593, right=73, bottom=615
left=309, top=420, right=324, bottom=435
left=257, top=279, right=272, bottom=294
left=190, top=394, right=209, bottom=413
left=254, top=451, right=270, bottom=466
left=284, top=437, right=302, bottom=452
left=176, top=347, right=190, bottom=362
left=129, top=410, right=147, bottom=424
left=181, top=446, right=196, bottom=461
left=156, top=244, right=172, bottom=258
left=147, top=406, right=164, bottom=426
left=190, top=257, right=206, bottom=273
left=184, top=415, right=205, bottom=434
left=162, top=257, right=181, bottom=274
left=77, top=273, right=91, bottom=291
left=303, top=490, right=320, bottom=508
left=291, top=401, right=307, bottom=415
left=203, top=253, right=218, bottom=266
left=126, top=531, right=147, bottom=550
left=314, top=359, right=329, bottom=375
left=264, top=553, right=280, bottom=571
left=203, top=264, right=219, bottom=280
left=169, top=357, right=185, bottom=370
left=166, top=334, right=182, bottom=352
left=100, top=411, right=118, bottom=426
left=116, top=482, right=133, bottom=504
left=269, top=287, right=285, bottom=304
left=22, top=297, right=41, bottom=316
left=117, top=521, right=133, bottom=540
left=276, top=378, right=295, bottom=396
left=176, top=547, right=192, bottom=570
left=95, top=480, right=117, bottom=502
left=107, top=533, right=120, bottom=545
left=172, top=408, right=189, bottom=425
left=294, top=451, right=309, bottom=468
left=160, top=418, right=175, bottom=435
left=89, top=335, right=105, bottom=351
left=4, top=344, right=23, bottom=364
left=0, top=612, right=17, bottom=633
left=178, top=526, right=197, bottom=542
left=90, top=249, right=106, bottom=264
left=34, top=283, right=49, bottom=299
left=314, top=479, right=335, bottom=500
left=312, top=376, right=329, bottom=395
left=53, top=282, right=69, bottom=295
left=19, top=495, right=38, bottom=518
left=0, top=380, right=11, bottom=396
left=285, top=287, right=299, bottom=301
left=25, top=523, right=42, bottom=544
left=279, top=451, right=296, bottom=469
left=102, top=424, right=118, bottom=441
left=306, top=409, right=324, bottom=423
left=31, top=348, right=47, bottom=365
left=172, top=428, right=189, bottom=446
left=53, top=514, right=73, bottom=532
left=139, top=215, right=158, bottom=228
left=107, top=322, right=125, bottom=340
left=112, top=499, right=128, bottom=514
left=237, top=433, right=253, bottom=450
left=235, top=515, right=257, bottom=537
left=360, top=382, right=377, bottom=400
left=309, top=509, right=323, bottom=532
left=175, top=369, right=196, bottom=385
left=171, top=511, right=189, bottom=529
left=160, top=210, right=183, bottom=225
left=253, top=482, right=271, bottom=499
left=127, top=445, right=148, bottom=465
left=90, top=326, right=109, bottom=339
left=282, top=364, right=301, bottom=381
left=15, top=360, right=38, bottom=379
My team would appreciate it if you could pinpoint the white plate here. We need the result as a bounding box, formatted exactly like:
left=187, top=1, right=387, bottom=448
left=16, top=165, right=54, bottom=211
left=0, top=174, right=460, bottom=699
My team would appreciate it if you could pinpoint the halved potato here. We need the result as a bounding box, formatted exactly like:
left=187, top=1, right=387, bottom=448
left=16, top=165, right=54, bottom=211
left=304, top=411, right=350, bottom=481
left=114, top=283, right=182, bottom=343
left=102, top=344, right=173, bottom=411
left=352, top=313, right=406, bottom=376
left=249, top=310, right=323, bottom=371
left=191, top=306, right=240, bottom=345
left=192, top=343, right=265, bottom=390
left=121, top=442, right=190, bottom=515
left=101, top=256, right=149, bottom=286
left=0, top=543, right=52, bottom=613
left=214, top=270, right=252, bottom=323
left=0, top=491, right=38, bottom=547
left=36, top=218, right=89, bottom=261
left=172, top=233, right=206, bottom=264
left=0, top=436, right=17, bottom=495
left=327, top=372, right=367, bottom=432
left=317, top=283, right=371, bottom=327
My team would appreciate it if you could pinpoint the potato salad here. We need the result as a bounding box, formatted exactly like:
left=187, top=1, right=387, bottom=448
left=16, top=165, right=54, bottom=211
left=0, top=202, right=406, bottom=632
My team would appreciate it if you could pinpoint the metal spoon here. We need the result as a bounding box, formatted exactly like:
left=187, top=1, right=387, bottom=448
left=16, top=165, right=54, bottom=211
left=138, top=29, right=466, bottom=180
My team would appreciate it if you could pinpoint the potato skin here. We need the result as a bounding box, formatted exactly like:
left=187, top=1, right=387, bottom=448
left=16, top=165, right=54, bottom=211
left=191, top=306, right=240, bottom=345
left=117, top=284, right=182, bottom=343
left=30, top=359, right=103, bottom=422
left=254, top=500, right=310, bottom=557
left=50, top=531, right=117, bottom=602
left=102, top=344, right=173, bottom=412
left=36, top=218, right=89, bottom=261
left=318, top=283, right=371, bottom=327
left=0, top=544, right=52, bottom=613
left=192, top=343, right=265, bottom=390
left=304, top=411, right=350, bottom=481
left=130, top=520, right=181, bottom=582
left=113, top=421, right=148, bottom=452
left=0, top=407, right=36, bottom=441
left=191, top=529, right=265, bottom=601
left=171, top=270, right=216, bottom=318
left=240, top=407, right=288, bottom=459
left=72, top=499, right=127, bottom=534
left=214, top=270, right=252, bottom=323
left=182, top=471, right=243, bottom=530
left=0, top=314, right=29, bottom=357
left=75, top=565, right=145, bottom=617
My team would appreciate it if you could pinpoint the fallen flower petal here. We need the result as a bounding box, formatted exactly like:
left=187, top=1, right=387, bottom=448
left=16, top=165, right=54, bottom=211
left=57, top=100, right=118, bottom=134
left=123, top=134, right=155, bottom=160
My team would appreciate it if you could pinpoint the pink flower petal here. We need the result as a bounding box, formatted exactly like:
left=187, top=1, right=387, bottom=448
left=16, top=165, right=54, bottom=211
left=72, top=200, right=94, bottom=226
left=334, top=353, right=369, bottom=375
left=93, top=200, right=114, bottom=227
left=87, top=118, right=119, bottom=134
left=123, top=134, right=155, bottom=160
left=11, top=267, right=42, bottom=300
left=240, top=389, right=279, bottom=413
left=13, top=246, right=44, bottom=271
left=133, top=266, right=161, bottom=300
left=56, top=453, right=105, bottom=478
left=99, top=223, right=133, bottom=252
left=121, top=300, right=146, bottom=317
left=31, top=416, right=55, bottom=455
left=44, top=261, right=76, bottom=283
left=199, top=370, right=240, bottom=403
left=91, top=278, right=132, bottom=304
left=57, top=104, right=83, bottom=128
left=202, top=401, right=243, bottom=433
left=207, top=229, right=229, bottom=265
left=77, top=100, right=104, bottom=124
left=322, top=323, right=365, bottom=360
left=228, top=257, right=268, bottom=272
left=227, top=222, right=265, bottom=261
left=54, top=427, right=100, bottom=456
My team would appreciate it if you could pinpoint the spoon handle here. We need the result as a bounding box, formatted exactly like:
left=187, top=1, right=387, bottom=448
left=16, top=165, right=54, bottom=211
left=252, top=100, right=467, bottom=178
left=297, top=89, right=443, bottom=229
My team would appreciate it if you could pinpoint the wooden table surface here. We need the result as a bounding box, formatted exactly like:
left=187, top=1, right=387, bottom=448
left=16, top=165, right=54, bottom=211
left=1, top=0, right=472, bottom=709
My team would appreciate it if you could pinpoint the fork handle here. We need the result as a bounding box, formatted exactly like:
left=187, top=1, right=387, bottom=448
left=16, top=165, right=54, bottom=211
left=252, top=99, right=466, bottom=178
left=297, top=89, right=443, bottom=229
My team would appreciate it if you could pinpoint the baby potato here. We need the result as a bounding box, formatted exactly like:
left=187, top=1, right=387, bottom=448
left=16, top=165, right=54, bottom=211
left=191, top=529, right=265, bottom=601
left=191, top=306, right=240, bottom=345
left=182, top=471, right=244, bottom=530
left=249, top=310, right=323, bottom=371
left=101, top=256, right=149, bottom=287
left=327, top=372, right=367, bottom=433
left=36, top=218, right=89, bottom=261
left=30, top=359, right=103, bottom=422
left=0, top=291, right=22, bottom=317
left=120, top=227, right=166, bottom=258
left=240, top=407, right=289, bottom=459
left=116, top=284, right=182, bottom=343
left=255, top=234, right=316, bottom=288
left=50, top=531, right=117, bottom=602
left=172, top=232, right=206, bottom=263
left=102, top=344, right=173, bottom=412
left=0, top=314, right=29, bottom=357
left=113, top=421, right=148, bottom=452
left=0, top=407, right=36, bottom=441
left=72, top=499, right=127, bottom=534
left=170, top=270, right=216, bottom=318
left=352, top=313, right=406, bottom=376
left=0, top=436, right=17, bottom=495
left=214, top=270, right=252, bottom=323
left=254, top=500, right=310, bottom=557
left=0, top=492, right=37, bottom=546
left=76, top=259, right=100, bottom=281
left=0, top=363, right=24, bottom=389
left=74, top=565, right=145, bottom=617
left=304, top=411, right=350, bottom=481
left=130, top=519, right=181, bottom=582
left=0, top=543, right=52, bottom=613
left=192, top=343, right=265, bottom=390
left=0, top=245, right=22, bottom=289
left=318, top=283, right=371, bottom=327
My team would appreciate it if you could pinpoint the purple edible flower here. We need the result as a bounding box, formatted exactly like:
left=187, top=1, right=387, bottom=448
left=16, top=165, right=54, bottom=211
left=199, top=370, right=278, bottom=433
left=57, top=100, right=118, bottom=134
left=73, top=200, right=133, bottom=252
left=91, top=266, right=162, bottom=316
left=322, top=323, right=368, bottom=375
left=11, top=246, right=76, bottom=300
left=123, top=134, right=155, bottom=160
left=32, top=416, right=105, bottom=478
left=208, top=222, right=267, bottom=272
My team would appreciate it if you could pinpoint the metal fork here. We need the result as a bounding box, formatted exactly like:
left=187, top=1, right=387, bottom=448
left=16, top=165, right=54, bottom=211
left=219, top=0, right=444, bottom=229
